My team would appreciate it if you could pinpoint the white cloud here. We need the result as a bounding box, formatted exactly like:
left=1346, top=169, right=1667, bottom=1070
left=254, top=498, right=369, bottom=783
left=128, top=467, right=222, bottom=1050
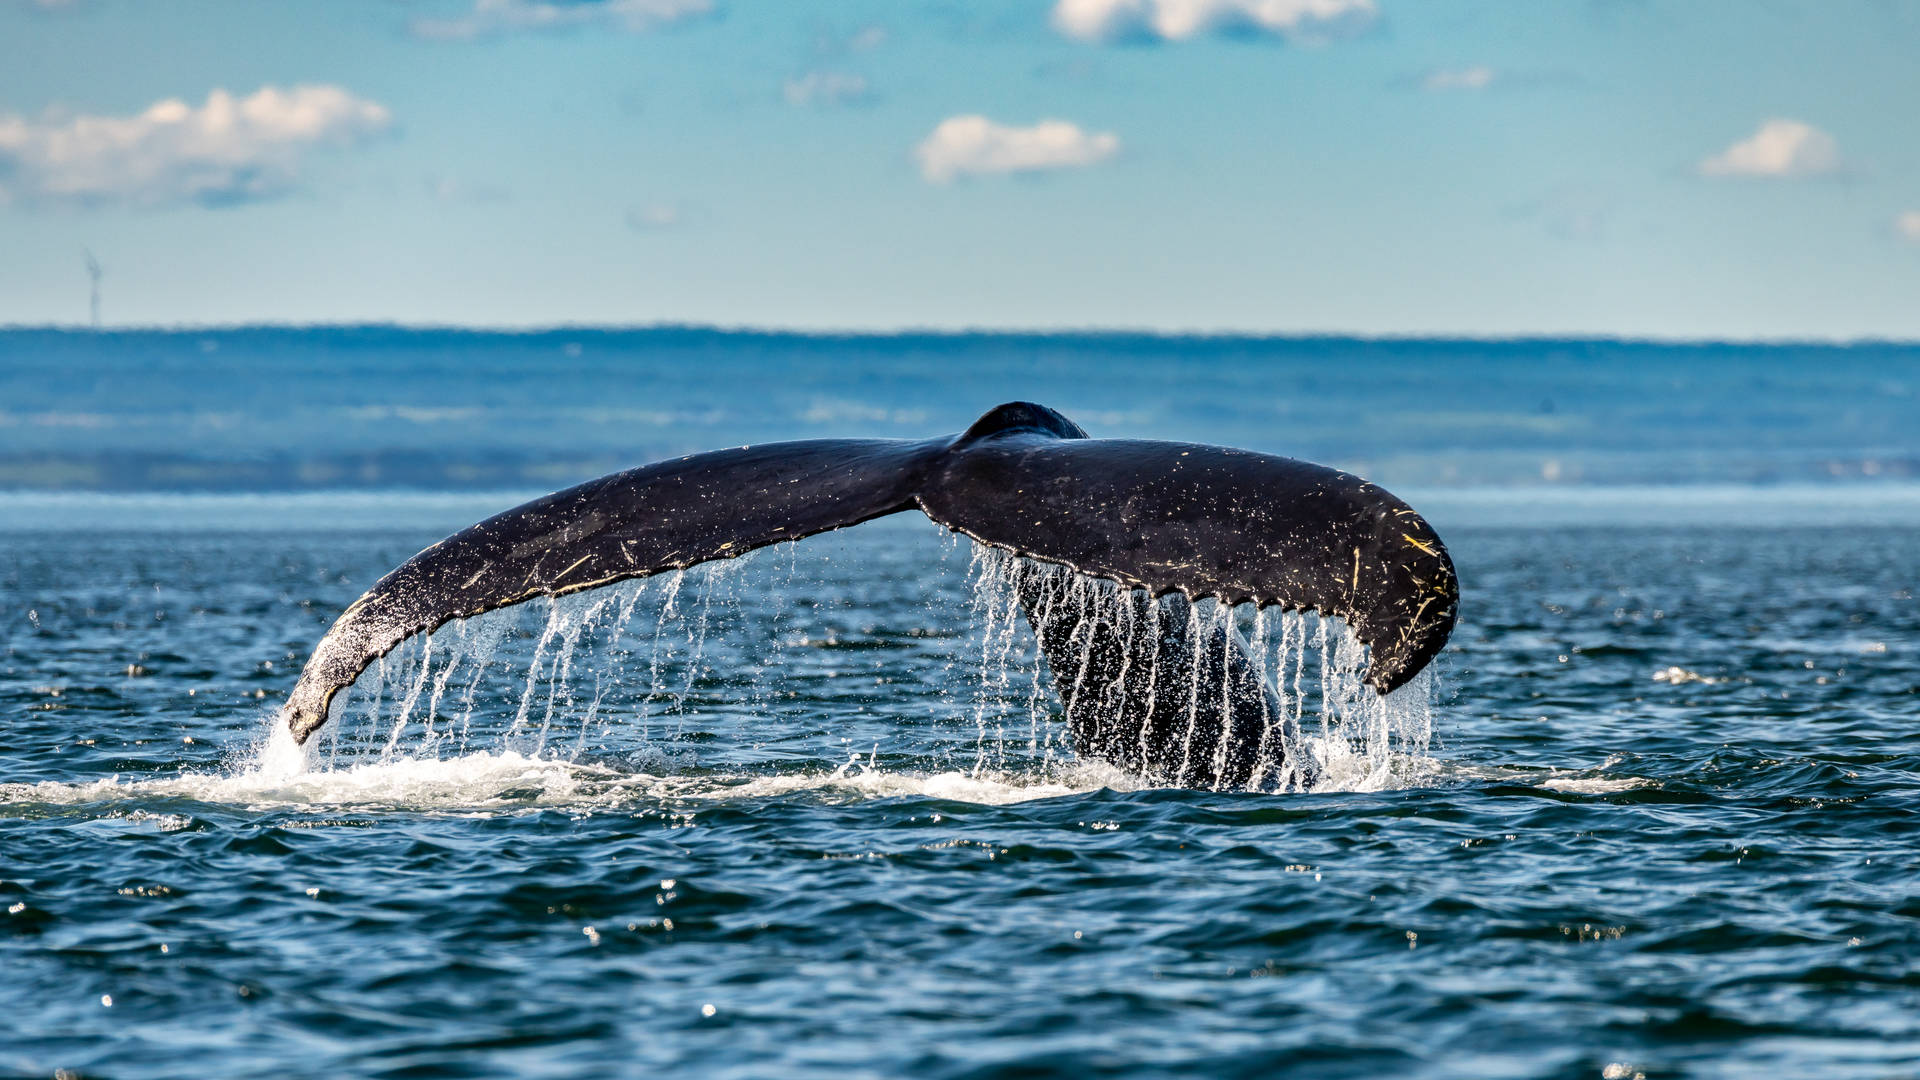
left=1422, top=66, right=1495, bottom=91
left=1897, top=211, right=1920, bottom=244
left=1052, top=0, right=1375, bottom=42
left=0, top=85, right=391, bottom=208
left=783, top=71, right=871, bottom=108
left=1698, top=119, right=1840, bottom=178
left=413, top=0, right=710, bottom=40
left=917, top=116, right=1119, bottom=184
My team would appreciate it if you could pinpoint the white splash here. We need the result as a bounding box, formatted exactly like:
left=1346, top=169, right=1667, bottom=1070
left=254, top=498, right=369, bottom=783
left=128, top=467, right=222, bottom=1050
left=1, top=748, right=616, bottom=812
left=253, top=714, right=315, bottom=781
left=0, top=743, right=1153, bottom=814
left=715, top=756, right=1149, bottom=806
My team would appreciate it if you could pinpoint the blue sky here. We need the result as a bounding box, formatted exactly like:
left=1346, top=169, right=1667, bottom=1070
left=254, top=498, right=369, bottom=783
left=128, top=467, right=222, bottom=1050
left=2, top=0, right=1916, bottom=337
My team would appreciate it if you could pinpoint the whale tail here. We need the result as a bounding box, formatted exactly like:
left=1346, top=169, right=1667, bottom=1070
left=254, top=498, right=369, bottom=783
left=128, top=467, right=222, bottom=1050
left=283, top=402, right=1457, bottom=767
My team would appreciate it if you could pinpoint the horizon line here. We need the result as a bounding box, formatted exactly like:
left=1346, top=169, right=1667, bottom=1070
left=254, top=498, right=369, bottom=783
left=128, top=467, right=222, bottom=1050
left=4, top=319, right=1920, bottom=348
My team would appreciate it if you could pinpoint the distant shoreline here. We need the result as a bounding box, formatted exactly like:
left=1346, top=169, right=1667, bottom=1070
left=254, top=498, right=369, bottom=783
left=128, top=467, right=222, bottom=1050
left=4, top=324, right=1919, bottom=349
left=6, top=484, right=1920, bottom=533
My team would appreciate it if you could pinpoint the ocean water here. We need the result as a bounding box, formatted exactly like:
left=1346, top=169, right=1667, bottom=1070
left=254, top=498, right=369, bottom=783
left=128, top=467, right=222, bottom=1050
left=4, top=331, right=1920, bottom=1077
left=4, top=487, right=1918, bottom=1079
left=5, top=328, right=1920, bottom=490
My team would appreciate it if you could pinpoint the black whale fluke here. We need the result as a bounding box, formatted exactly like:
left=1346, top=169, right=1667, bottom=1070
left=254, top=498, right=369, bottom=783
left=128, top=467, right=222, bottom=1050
left=283, top=402, right=1457, bottom=785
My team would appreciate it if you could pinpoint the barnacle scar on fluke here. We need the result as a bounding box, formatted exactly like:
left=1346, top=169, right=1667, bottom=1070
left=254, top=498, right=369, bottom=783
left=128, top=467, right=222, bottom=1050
left=282, top=402, right=1458, bottom=788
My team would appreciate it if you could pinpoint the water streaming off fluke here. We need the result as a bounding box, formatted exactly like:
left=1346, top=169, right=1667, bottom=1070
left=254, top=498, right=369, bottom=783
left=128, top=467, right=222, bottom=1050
left=281, top=537, right=1435, bottom=796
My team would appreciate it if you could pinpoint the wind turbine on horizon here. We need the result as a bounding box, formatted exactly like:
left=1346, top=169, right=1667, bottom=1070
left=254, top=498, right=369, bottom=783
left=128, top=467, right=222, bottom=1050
left=83, top=248, right=104, bottom=329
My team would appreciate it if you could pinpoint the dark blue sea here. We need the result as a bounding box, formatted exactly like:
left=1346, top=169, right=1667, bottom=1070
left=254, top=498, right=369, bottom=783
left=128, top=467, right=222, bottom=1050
left=3, top=330, right=1918, bottom=1079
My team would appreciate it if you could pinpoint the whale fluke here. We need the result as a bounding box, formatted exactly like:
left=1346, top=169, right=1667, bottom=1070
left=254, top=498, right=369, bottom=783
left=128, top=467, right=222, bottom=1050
left=283, top=402, right=1457, bottom=784
left=282, top=437, right=944, bottom=742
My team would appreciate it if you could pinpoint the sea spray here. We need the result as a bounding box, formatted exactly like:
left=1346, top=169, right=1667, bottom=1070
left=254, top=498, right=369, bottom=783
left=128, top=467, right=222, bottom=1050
left=268, top=535, right=1435, bottom=794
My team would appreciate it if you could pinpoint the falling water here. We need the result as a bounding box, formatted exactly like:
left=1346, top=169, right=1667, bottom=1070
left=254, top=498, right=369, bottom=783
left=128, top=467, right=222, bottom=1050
left=312, top=557, right=757, bottom=768
left=300, top=536, right=1433, bottom=793
left=960, top=548, right=1434, bottom=792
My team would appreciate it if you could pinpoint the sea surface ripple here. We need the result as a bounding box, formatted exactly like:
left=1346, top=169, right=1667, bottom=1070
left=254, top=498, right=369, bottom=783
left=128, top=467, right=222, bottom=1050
left=3, top=498, right=1918, bottom=1079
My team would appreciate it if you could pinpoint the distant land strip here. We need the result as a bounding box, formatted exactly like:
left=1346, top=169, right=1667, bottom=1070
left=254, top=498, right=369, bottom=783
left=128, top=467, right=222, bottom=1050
left=1, top=451, right=1914, bottom=493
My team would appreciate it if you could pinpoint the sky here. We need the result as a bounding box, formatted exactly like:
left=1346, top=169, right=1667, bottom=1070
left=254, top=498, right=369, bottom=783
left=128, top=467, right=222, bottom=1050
left=1, top=0, right=1916, bottom=338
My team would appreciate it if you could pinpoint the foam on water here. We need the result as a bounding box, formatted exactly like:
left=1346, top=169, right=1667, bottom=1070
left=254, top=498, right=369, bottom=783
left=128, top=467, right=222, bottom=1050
left=0, top=734, right=1154, bottom=813
left=710, top=756, right=1151, bottom=805
left=0, top=738, right=1646, bottom=814
left=1, top=746, right=611, bottom=812
left=1536, top=775, right=1654, bottom=794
